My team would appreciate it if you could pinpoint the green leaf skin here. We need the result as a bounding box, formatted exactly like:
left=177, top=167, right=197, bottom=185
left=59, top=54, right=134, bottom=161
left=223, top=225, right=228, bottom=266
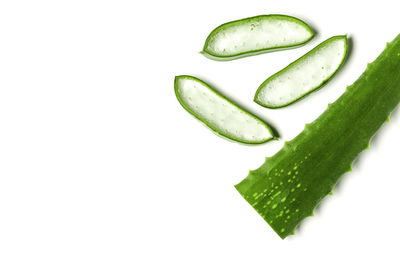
left=254, top=36, right=348, bottom=108
left=202, top=15, right=314, bottom=61
left=174, top=75, right=275, bottom=145
left=235, top=34, right=400, bottom=239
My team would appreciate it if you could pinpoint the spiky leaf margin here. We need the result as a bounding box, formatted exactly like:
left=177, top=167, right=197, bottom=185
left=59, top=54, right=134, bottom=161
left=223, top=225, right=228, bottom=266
left=235, top=34, right=400, bottom=239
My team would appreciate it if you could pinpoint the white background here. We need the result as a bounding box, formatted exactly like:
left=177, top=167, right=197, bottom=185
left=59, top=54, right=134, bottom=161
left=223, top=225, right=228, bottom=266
left=0, top=0, right=399, bottom=266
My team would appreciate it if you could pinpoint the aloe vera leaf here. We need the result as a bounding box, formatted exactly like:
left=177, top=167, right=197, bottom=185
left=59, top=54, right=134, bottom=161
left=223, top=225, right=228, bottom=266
left=174, top=75, right=275, bottom=144
left=202, top=15, right=314, bottom=61
left=255, top=36, right=348, bottom=108
left=235, top=34, right=400, bottom=238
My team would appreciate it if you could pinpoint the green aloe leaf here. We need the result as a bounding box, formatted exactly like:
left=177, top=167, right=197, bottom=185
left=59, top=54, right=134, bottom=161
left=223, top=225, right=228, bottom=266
left=235, top=34, right=400, bottom=239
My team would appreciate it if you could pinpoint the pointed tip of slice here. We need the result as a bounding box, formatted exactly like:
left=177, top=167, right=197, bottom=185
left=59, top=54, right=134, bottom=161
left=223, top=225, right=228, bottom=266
left=174, top=75, right=187, bottom=82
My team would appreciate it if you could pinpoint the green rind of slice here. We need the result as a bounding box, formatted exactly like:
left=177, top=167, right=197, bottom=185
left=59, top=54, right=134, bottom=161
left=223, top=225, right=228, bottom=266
left=174, top=75, right=275, bottom=144
left=235, top=34, right=400, bottom=238
left=255, top=35, right=348, bottom=108
left=202, top=14, right=315, bottom=61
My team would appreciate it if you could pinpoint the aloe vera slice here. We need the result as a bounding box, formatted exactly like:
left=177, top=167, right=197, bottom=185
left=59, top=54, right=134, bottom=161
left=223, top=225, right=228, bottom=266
left=235, top=34, right=400, bottom=238
left=255, top=35, right=348, bottom=108
left=202, top=15, right=314, bottom=60
left=175, top=75, right=275, bottom=144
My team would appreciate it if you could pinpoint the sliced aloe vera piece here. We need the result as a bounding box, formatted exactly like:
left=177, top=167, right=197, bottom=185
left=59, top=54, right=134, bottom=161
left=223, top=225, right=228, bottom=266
left=255, top=35, right=348, bottom=108
left=235, top=34, right=400, bottom=238
left=174, top=75, right=275, bottom=144
left=202, top=15, right=314, bottom=61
